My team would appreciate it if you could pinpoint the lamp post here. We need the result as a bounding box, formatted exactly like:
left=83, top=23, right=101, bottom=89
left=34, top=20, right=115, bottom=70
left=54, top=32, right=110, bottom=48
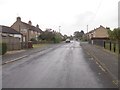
left=59, top=26, right=61, bottom=33
left=87, top=25, right=89, bottom=41
left=87, top=25, right=88, bottom=33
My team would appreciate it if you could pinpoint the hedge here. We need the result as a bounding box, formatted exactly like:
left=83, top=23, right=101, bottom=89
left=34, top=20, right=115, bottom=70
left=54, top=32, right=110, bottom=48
left=0, top=42, right=7, bottom=55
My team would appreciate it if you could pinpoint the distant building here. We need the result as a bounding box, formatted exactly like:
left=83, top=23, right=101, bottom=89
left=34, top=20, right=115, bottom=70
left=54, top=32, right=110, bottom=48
left=11, top=17, right=43, bottom=42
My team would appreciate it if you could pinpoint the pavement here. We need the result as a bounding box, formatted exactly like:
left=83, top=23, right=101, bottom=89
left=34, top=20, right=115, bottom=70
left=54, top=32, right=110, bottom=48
left=2, top=43, right=64, bottom=65
left=80, top=42, right=119, bottom=86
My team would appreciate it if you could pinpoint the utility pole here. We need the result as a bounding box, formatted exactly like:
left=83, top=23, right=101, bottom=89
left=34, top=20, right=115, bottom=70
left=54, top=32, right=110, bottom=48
left=87, top=25, right=89, bottom=41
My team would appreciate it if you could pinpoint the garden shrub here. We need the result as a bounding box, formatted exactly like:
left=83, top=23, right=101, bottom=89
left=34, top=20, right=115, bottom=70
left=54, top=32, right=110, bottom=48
left=0, top=42, right=7, bottom=55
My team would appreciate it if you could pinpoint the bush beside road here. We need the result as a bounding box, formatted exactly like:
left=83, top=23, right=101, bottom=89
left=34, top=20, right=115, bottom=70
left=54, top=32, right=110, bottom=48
left=0, top=42, right=7, bottom=55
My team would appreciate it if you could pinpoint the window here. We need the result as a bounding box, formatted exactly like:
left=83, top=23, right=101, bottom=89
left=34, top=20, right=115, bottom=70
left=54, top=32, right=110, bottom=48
left=21, top=29, right=27, bottom=33
left=31, top=31, right=33, bottom=34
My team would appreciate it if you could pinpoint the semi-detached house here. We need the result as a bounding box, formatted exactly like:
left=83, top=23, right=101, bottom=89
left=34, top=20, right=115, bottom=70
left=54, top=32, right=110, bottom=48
left=11, top=17, right=43, bottom=42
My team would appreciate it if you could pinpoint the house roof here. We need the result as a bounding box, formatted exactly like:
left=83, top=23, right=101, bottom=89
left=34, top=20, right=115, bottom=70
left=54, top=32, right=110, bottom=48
left=11, top=17, right=43, bottom=33
left=1, top=25, right=22, bottom=34
left=21, top=22, right=43, bottom=33
left=87, top=25, right=107, bottom=34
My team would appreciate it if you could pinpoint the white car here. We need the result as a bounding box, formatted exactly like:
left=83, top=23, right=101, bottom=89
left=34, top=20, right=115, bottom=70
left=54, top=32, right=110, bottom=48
left=65, top=39, right=70, bottom=43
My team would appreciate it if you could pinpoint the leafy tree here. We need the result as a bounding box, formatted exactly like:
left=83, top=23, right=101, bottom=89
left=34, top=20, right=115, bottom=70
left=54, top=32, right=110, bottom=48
left=113, top=28, right=120, bottom=40
left=74, top=30, right=84, bottom=40
left=38, top=30, right=54, bottom=41
left=63, top=34, right=68, bottom=41
left=108, top=28, right=120, bottom=40
left=38, top=30, right=63, bottom=43
left=53, top=33, right=63, bottom=43
left=108, top=30, right=115, bottom=40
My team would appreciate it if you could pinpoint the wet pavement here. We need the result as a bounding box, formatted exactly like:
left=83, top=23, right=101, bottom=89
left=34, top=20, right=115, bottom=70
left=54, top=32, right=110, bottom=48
left=2, top=41, right=118, bottom=88
left=80, top=42, right=118, bottom=84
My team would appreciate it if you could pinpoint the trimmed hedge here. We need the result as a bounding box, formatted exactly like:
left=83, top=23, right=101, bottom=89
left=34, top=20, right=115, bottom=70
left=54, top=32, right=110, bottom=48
left=0, top=42, right=7, bottom=55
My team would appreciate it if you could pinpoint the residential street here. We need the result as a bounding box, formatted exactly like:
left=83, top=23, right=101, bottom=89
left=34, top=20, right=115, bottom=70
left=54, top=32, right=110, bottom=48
left=2, top=41, right=117, bottom=88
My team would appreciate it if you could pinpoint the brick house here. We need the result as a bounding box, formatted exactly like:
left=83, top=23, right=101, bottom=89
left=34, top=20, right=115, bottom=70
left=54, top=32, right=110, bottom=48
left=0, top=25, right=22, bottom=50
left=11, top=17, right=43, bottom=42
left=86, top=25, right=109, bottom=46
left=87, top=25, right=109, bottom=39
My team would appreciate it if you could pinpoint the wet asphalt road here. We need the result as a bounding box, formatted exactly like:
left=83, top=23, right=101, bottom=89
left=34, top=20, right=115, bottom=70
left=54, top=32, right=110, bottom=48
left=2, top=41, right=117, bottom=88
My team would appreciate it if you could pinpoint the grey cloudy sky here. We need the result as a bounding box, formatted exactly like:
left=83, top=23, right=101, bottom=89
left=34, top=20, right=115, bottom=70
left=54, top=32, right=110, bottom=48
left=0, top=0, right=119, bottom=35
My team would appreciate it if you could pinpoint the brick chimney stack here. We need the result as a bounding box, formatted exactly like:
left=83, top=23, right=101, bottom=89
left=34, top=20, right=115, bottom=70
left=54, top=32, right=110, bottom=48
left=28, top=20, right=32, bottom=25
left=36, top=24, right=39, bottom=28
left=17, top=17, right=21, bottom=22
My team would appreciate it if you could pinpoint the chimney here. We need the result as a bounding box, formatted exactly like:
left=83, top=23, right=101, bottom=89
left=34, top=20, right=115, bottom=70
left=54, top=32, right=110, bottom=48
left=28, top=20, right=32, bottom=25
left=36, top=24, right=39, bottom=28
left=17, top=17, right=21, bottom=21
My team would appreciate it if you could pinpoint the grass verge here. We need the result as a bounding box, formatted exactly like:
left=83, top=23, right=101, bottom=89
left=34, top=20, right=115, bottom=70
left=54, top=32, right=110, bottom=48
left=33, top=44, right=49, bottom=48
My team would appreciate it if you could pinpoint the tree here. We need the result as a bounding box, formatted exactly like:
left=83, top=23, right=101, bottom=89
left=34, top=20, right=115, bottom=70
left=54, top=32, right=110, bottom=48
left=38, top=30, right=54, bottom=41
left=108, top=28, right=120, bottom=40
left=38, top=30, right=63, bottom=43
left=74, top=30, right=84, bottom=40
left=113, top=28, right=120, bottom=40
left=108, top=30, right=115, bottom=40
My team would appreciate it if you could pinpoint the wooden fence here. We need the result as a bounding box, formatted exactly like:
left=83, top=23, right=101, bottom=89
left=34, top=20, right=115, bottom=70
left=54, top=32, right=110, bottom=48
left=89, top=39, right=120, bottom=54
left=2, top=36, right=21, bottom=51
left=104, top=40, right=120, bottom=54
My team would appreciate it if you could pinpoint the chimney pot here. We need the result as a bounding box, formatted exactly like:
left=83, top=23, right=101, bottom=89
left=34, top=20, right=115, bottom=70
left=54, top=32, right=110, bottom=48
left=28, top=21, right=32, bottom=25
left=36, top=24, right=39, bottom=28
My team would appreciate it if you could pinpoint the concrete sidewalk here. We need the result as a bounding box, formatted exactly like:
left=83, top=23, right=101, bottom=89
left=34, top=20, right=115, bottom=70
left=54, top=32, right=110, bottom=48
left=2, top=43, right=63, bottom=65
left=80, top=42, right=118, bottom=86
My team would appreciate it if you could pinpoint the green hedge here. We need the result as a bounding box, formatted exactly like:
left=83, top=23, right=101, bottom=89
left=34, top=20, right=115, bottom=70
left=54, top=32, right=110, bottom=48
left=53, top=36, right=62, bottom=43
left=0, top=42, right=7, bottom=55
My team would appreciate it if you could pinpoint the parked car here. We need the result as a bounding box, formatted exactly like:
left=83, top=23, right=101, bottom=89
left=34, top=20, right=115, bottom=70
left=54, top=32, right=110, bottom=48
left=66, top=39, right=70, bottom=43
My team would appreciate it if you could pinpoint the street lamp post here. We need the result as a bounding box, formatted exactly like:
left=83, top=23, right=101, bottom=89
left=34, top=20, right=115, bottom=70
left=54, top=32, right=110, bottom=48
left=87, top=25, right=89, bottom=41
left=59, top=26, right=61, bottom=33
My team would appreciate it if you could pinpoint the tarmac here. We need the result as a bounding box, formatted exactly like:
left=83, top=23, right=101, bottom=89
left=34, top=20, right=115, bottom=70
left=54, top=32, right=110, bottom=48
left=2, top=43, right=63, bottom=65
left=2, top=41, right=119, bottom=87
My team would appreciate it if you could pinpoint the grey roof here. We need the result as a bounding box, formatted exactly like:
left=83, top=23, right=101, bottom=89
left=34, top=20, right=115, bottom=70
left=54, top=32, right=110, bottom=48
left=22, top=22, right=43, bottom=33
left=2, top=25, right=22, bottom=34
left=87, top=25, right=106, bottom=34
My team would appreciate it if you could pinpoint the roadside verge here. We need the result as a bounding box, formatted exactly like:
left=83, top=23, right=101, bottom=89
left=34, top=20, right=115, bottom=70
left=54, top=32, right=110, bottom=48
left=80, top=42, right=118, bottom=86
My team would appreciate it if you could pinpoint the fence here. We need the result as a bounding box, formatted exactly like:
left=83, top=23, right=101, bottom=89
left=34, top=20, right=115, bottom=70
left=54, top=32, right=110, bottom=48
left=89, top=38, right=108, bottom=47
left=104, top=40, right=120, bottom=54
left=89, top=39, right=120, bottom=54
left=2, top=36, right=21, bottom=51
